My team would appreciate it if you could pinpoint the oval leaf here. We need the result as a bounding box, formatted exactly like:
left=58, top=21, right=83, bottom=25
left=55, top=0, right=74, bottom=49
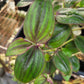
left=74, top=36, right=84, bottom=53
left=24, top=0, right=55, bottom=44
left=48, top=24, right=71, bottom=48
left=56, top=15, right=84, bottom=25
left=69, top=56, right=80, bottom=72
left=6, top=38, right=32, bottom=56
left=14, top=47, right=45, bottom=83
left=53, top=51, right=71, bottom=75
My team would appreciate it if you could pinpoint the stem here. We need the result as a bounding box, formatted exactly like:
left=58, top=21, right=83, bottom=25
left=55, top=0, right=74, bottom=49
left=0, top=45, right=7, bottom=50
left=60, top=38, right=74, bottom=47
left=40, top=48, right=57, bottom=53
left=0, top=58, right=10, bottom=72
left=40, top=38, right=74, bottom=53
left=72, top=52, right=81, bottom=56
left=72, top=27, right=84, bottom=31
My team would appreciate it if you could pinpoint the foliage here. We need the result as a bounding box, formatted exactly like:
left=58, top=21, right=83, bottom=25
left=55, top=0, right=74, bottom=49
left=6, top=0, right=84, bottom=83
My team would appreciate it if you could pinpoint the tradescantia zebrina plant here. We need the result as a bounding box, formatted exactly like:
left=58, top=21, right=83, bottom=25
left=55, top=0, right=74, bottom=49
left=6, top=0, right=84, bottom=83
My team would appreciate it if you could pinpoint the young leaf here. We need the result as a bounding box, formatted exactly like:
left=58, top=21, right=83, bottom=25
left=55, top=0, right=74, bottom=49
left=17, top=0, right=33, bottom=7
left=80, top=0, right=84, bottom=7
left=69, top=56, right=80, bottom=72
left=48, top=24, right=71, bottom=48
left=56, top=15, right=84, bottom=25
left=62, top=74, right=72, bottom=81
left=74, top=36, right=84, bottom=53
left=14, top=47, right=45, bottom=83
left=53, top=51, right=71, bottom=75
left=6, top=38, right=32, bottom=56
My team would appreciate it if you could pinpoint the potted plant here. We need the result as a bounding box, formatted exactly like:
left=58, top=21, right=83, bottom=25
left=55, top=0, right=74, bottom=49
left=6, top=0, right=84, bottom=83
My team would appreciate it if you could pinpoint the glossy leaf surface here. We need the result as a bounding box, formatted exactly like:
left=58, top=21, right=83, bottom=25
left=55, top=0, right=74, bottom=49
left=6, top=38, right=32, bottom=56
left=69, top=56, right=80, bottom=72
left=74, top=36, right=84, bottom=53
left=14, top=47, right=45, bottom=83
left=53, top=51, right=71, bottom=75
left=48, top=24, right=71, bottom=48
left=24, top=0, right=55, bottom=44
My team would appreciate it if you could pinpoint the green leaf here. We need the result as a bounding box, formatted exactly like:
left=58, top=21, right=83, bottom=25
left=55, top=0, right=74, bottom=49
left=17, top=0, right=33, bottom=7
left=62, top=74, right=71, bottom=81
left=62, top=41, right=79, bottom=57
left=44, top=53, right=51, bottom=62
left=48, top=24, right=71, bottom=48
left=14, top=47, right=45, bottom=83
left=53, top=2, right=61, bottom=14
left=34, top=75, right=46, bottom=84
left=80, top=0, right=84, bottom=7
left=57, top=8, right=78, bottom=15
left=64, top=0, right=77, bottom=7
left=53, top=51, right=71, bottom=75
left=69, top=56, right=80, bottom=72
left=24, top=0, right=55, bottom=44
left=74, top=36, right=84, bottom=53
left=56, top=14, right=84, bottom=25
left=6, top=38, right=32, bottom=56
left=44, top=59, right=56, bottom=74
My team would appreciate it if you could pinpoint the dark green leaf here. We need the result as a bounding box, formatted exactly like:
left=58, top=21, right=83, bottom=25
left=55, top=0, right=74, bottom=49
left=62, top=41, right=79, bottom=57
left=74, top=36, right=84, bottom=53
left=6, top=38, right=32, bottom=56
left=44, top=59, right=56, bottom=74
left=24, top=0, right=55, bottom=44
left=53, top=51, right=71, bottom=75
left=64, top=0, right=77, bottom=7
left=54, top=2, right=61, bottom=14
left=56, top=14, right=84, bottom=25
left=48, top=24, right=71, bottom=48
left=69, top=56, right=80, bottom=72
left=14, top=47, right=45, bottom=83
left=17, top=0, right=33, bottom=7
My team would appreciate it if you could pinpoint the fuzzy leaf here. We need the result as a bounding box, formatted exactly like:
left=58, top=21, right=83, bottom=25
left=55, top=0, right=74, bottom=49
left=6, top=38, right=32, bottom=56
left=53, top=51, right=71, bottom=75
left=74, top=36, right=84, bottom=53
